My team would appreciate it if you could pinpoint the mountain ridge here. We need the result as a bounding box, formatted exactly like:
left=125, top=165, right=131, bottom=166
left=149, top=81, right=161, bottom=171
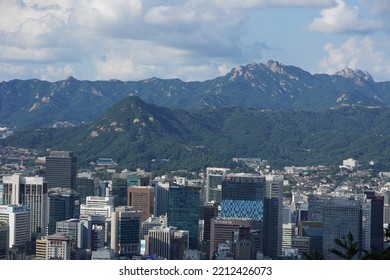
left=3, top=95, right=390, bottom=172
left=1, top=60, right=390, bottom=129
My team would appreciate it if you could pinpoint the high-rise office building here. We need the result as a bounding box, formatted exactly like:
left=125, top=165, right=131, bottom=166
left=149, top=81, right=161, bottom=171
left=76, top=174, right=96, bottom=204
left=80, top=196, right=114, bottom=220
left=282, top=205, right=291, bottom=224
left=142, top=216, right=167, bottom=239
left=80, top=196, right=114, bottom=247
left=111, top=169, right=151, bottom=208
left=111, top=173, right=128, bottom=207
left=56, top=218, right=84, bottom=249
left=2, top=175, right=48, bottom=235
left=364, top=190, right=384, bottom=252
left=0, top=221, right=9, bottom=259
left=0, top=205, right=30, bottom=249
left=154, top=181, right=169, bottom=217
left=45, top=151, right=77, bottom=190
left=307, top=194, right=333, bottom=222
left=127, top=186, right=154, bottom=223
left=126, top=169, right=151, bottom=187
left=86, top=215, right=106, bottom=251
left=221, top=173, right=265, bottom=229
left=200, top=202, right=218, bottom=259
left=111, top=206, right=142, bottom=258
left=230, top=227, right=252, bottom=260
left=84, top=196, right=114, bottom=208
left=296, top=205, right=309, bottom=225
left=167, top=184, right=200, bottom=250
left=204, top=167, right=230, bottom=204
left=291, top=236, right=310, bottom=259
left=282, top=223, right=295, bottom=252
left=262, top=175, right=284, bottom=258
left=145, top=226, right=189, bottom=260
left=47, top=188, right=80, bottom=235
left=322, top=198, right=361, bottom=260
left=298, top=221, right=323, bottom=256
left=209, top=217, right=252, bottom=259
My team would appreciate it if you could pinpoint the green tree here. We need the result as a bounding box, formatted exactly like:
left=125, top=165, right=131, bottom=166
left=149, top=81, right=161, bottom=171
left=362, top=224, right=390, bottom=260
left=303, top=250, right=324, bottom=260
left=329, top=231, right=359, bottom=260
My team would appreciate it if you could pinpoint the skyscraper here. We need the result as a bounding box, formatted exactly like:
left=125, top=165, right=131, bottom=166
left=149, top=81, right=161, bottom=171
left=298, top=221, right=323, bottom=256
left=47, top=188, right=80, bottom=235
left=111, top=169, right=151, bottom=208
left=200, top=202, right=218, bottom=259
left=127, top=186, right=154, bottom=223
left=0, top=205, right=31, bottom=249
left=364, top=190, right=384, bottom=252
left=80, top=196, right=114, bottom=220
left=56, top=219, right=84, bottom=249
left=209, top=217, right=252, bottom=259
left=145, top=226, right=189, bottom=260
left=230, top=227, right=252, bottom=260
left=45, top=151, right=77, bottom=190
left=76, top=174, right=95, bottom=204
left=111, top=206, right=142, bottom=258
left=153, top=181, right=169, bottom=217
left=322, top=198, right=361, bottom=260
left=0, top=221, right=9, bottom=259
left=111, top=173, right=128, bottom=207
left=167, top=184, right=200, bottom=249
left=204, top=167, right=230, bottom=204
left=221, top=173, right=265, bottom=229
left=262, top=175, right=283, bottom=257
left=142, top=215, right=167, bottom=239
left=2, top=175, right=48, bottom=235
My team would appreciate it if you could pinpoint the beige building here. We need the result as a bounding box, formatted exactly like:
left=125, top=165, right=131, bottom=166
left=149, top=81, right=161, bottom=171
left=127, top=186, right=154, bottom=222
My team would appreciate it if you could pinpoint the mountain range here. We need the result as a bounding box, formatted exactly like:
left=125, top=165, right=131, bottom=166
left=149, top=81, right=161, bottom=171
left=2, top=60, right=390, bottom=172
left=1, top=60, right=390, bottom=130
left=3, top=95, right=390, bottom=172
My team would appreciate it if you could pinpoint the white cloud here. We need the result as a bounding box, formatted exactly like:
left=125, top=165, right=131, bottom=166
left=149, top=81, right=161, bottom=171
left=92, top=40, right=230, bottom=81
left=319, top=37, right=390, bottom=80
left=307, top=0, right=383, bottom=34
left=218, top=64, right=233, bottom=77
left=0, top=45, right=55, bottom=62
left=364, top=0, right=390, bottom=14
left=38, top=64, right=75, bottom=81
left=69, top=0, right=143, bottom=30
left=1, top=0, right=386, bottom=83
left=94, top=51, right=153, bottom=81
left=0, top=63, right=27, bottom=80
left=212, top=0, right=332, bottom=9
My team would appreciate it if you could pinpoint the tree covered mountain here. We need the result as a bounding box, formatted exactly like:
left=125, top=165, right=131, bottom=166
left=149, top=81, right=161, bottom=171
left=3, top=96, right=390, bottom=172
left=1, top=60, right=390, bottom=129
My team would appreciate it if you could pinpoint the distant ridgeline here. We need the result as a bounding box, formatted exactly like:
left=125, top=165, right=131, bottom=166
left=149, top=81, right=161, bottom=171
left=2, top=94, right=390, bottom=172
left=1, top=60, right=390, bottom=130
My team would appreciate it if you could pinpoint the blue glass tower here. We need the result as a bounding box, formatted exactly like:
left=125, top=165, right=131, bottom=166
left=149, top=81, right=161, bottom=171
left=168, top=184, right=200, bottom=250
left=221, top=174, right=265, bottom=229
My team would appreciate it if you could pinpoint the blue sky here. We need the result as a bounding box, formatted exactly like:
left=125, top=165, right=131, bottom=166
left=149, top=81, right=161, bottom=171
left=0, top=0, right=389, bottom=82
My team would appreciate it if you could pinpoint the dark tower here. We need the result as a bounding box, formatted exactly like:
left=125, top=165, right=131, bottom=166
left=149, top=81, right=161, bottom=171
left=364, top=190, right=384, bottom=252
left=46, top=151, right=77, bottom=190
left=168, top=184, right=200, bottom=250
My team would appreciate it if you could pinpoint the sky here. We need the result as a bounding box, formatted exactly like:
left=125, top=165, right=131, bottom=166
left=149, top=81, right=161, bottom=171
left=0, top=0, right=389, bottom=82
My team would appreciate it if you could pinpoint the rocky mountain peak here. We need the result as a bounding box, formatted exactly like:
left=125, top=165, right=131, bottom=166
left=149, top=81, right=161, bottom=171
left=265, top=60, right=285, bottom=74
left=333, top=68, right=374, bottom=83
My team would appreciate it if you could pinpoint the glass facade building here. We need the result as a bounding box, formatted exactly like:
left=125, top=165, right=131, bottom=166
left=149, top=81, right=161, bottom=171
left=168, top=184, right=200, bottom=250
left=221, top=174, right=265, bottom=229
